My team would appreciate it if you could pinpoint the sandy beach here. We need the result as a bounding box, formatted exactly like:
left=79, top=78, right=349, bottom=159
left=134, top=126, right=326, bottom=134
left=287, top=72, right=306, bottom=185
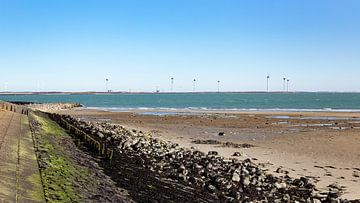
left=54, top=107, right=360, bottom=199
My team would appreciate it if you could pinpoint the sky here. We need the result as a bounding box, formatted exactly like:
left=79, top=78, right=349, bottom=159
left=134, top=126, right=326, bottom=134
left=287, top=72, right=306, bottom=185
left=0, top=0, right=359, bottom=92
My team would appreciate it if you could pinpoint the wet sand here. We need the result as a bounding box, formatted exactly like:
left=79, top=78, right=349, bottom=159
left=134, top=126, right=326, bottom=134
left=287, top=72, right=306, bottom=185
left=56, top=108, right=360, bottom=199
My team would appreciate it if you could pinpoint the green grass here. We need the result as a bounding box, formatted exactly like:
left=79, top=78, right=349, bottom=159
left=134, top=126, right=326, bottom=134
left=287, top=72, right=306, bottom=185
left=34, top=114, right=67, bottom=137
left=30, top=112, right=89, bottom=202
left=27, top=173, right=46, bottom=202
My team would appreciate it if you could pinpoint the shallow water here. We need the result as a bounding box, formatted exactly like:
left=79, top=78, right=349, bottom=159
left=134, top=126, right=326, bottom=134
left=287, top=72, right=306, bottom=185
left=270, top=116, right=360, bottom=121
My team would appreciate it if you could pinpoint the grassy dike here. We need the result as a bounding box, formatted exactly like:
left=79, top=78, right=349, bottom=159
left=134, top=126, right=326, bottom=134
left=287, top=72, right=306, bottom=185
left=29, top=112, right=88, bottom=202
left=28, top=111, right=132, bottom=202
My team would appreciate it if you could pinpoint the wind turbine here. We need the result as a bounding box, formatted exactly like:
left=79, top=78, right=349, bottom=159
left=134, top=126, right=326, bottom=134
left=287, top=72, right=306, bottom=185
left=171, top=77, right=174, bottom=92
left=217, top=80, right=220, bottom=93
left=156, top=86, right=159, bottom=93
left=193, top=79, right=196, bottom=92
left=266, top=75, right=270, bottom=93
left=287, top=79, right=290, bottom=92
left=105, top=78, right=109, bottom=92
left=283, top=77, right=286, bottom=92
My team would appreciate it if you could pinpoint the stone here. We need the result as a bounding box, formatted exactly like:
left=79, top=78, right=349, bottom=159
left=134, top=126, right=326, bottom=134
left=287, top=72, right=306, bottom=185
left=242, top=176, right=250, bottom=186
left=232, top=152, right=242, bottom=157
left=313, top=199, right=321, bottom=203
left=207, top=184, right=217, bottom=192
left=328, top=183, right=342, bottom=190
left=97, top=132, right=105, bottom=138
left=276, top=167, right=286, bottom=174
left=232, top=172, right=240, bottom=182
left=353, top=171, right=360, bottom=177
left=275, top=182, right=287, bottom=189
left=208, top=151, right=218, bottom=156
left=52, top=113, right=348, bottom=202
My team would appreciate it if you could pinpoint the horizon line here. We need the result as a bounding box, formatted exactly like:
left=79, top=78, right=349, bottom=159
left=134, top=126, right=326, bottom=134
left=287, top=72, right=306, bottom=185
left=1, top=91, right=360, bottom=95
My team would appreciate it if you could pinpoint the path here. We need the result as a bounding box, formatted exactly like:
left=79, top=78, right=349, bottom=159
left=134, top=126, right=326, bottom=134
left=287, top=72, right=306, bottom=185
left=0, top=109, right=45, bottom=202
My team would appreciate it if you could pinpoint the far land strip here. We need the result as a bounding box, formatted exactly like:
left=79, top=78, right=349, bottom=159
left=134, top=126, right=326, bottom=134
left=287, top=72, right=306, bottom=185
left=1, top=102, right=360, bottom=202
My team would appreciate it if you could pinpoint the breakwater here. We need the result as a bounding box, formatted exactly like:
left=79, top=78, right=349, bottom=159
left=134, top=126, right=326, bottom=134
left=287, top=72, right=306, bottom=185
left=45, top=112, right=352, bottom=202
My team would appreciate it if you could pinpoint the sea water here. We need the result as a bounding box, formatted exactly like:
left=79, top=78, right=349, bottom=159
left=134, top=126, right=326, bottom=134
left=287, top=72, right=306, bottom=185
left=1, top=92, right=360, bottom=112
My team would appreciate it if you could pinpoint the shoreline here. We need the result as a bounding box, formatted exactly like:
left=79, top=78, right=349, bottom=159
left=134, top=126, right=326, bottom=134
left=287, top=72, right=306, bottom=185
left=83, top=106, right=360, bottom=119
left=3, top=91, right=360, bottom=95
left=87, top=106, right=360, bottom=112
left=53, top=106, right=360, bottom=199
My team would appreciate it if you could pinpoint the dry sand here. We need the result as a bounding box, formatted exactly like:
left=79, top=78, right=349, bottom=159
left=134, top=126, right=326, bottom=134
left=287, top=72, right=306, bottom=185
left=56, top=108, right=360, bottom=199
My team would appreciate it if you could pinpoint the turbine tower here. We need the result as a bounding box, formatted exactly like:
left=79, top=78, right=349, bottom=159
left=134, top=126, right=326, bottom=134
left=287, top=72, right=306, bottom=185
left=193, top=79, right=196, bottom=92
left=217, top=80, right=220, bottom=93
left=171, top=77, right=174, bottom=92
left=283, top=77, right=286, bottom=92
left=287, top=79, right=290, bottom=92
left=266, top=75, right=270, bottom=93
left=105, top=78, right=109, bottom=92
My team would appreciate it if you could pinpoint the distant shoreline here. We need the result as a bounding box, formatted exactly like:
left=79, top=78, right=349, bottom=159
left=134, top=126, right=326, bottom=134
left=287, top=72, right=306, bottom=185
left=1, top=91, right=360, bottom=95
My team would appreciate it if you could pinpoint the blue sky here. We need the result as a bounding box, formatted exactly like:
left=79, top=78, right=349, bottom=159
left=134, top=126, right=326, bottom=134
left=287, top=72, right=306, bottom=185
left=0, top=0, right=359, bottom=92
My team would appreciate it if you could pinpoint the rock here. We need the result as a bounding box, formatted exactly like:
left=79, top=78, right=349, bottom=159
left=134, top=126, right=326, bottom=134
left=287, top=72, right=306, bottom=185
left=313, top=199, right=321, bottom=203
left=122, top=140, right=132, bottom=149
left=242, top=176, right=250, bottom=186
left=208, top=151, right=218, bottom=156
left=283, top=194, right=290, bottom=201
left=327, top=198, right=340, bottom=203
left=232, top=152, right=242, bottom=157
left=206, top=163, right=213, bottom=170
left=51, top=113, right=349, bottom=202
left=353, top=171, right=360, bottom=177
left=328, top=183, right=342, bottom=191
left=232, top=172, right=240, bottom=182
left=276, top=167, right=286, bottom=173
left=97, top=132, right=105, bottom=138
left=275, top=182, right=287, bottom=189
left=207, top=184, right=217, bottom=192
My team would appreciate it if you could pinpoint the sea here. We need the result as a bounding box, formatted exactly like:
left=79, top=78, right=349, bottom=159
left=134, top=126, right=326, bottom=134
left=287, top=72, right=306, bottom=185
left=1, top=92, right=360, bottom=112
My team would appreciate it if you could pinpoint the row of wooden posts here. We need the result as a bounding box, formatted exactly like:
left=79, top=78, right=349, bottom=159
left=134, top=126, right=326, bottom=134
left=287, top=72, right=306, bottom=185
left=47, top=113, right=114, bottom=162
left=0, top=101, right=114, bottom=162
left=0, top=101, right=29, bottom=115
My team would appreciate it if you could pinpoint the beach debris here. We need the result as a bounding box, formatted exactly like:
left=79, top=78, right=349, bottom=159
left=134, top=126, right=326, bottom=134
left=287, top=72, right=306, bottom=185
left=218, top=132, right=225, bottom=136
